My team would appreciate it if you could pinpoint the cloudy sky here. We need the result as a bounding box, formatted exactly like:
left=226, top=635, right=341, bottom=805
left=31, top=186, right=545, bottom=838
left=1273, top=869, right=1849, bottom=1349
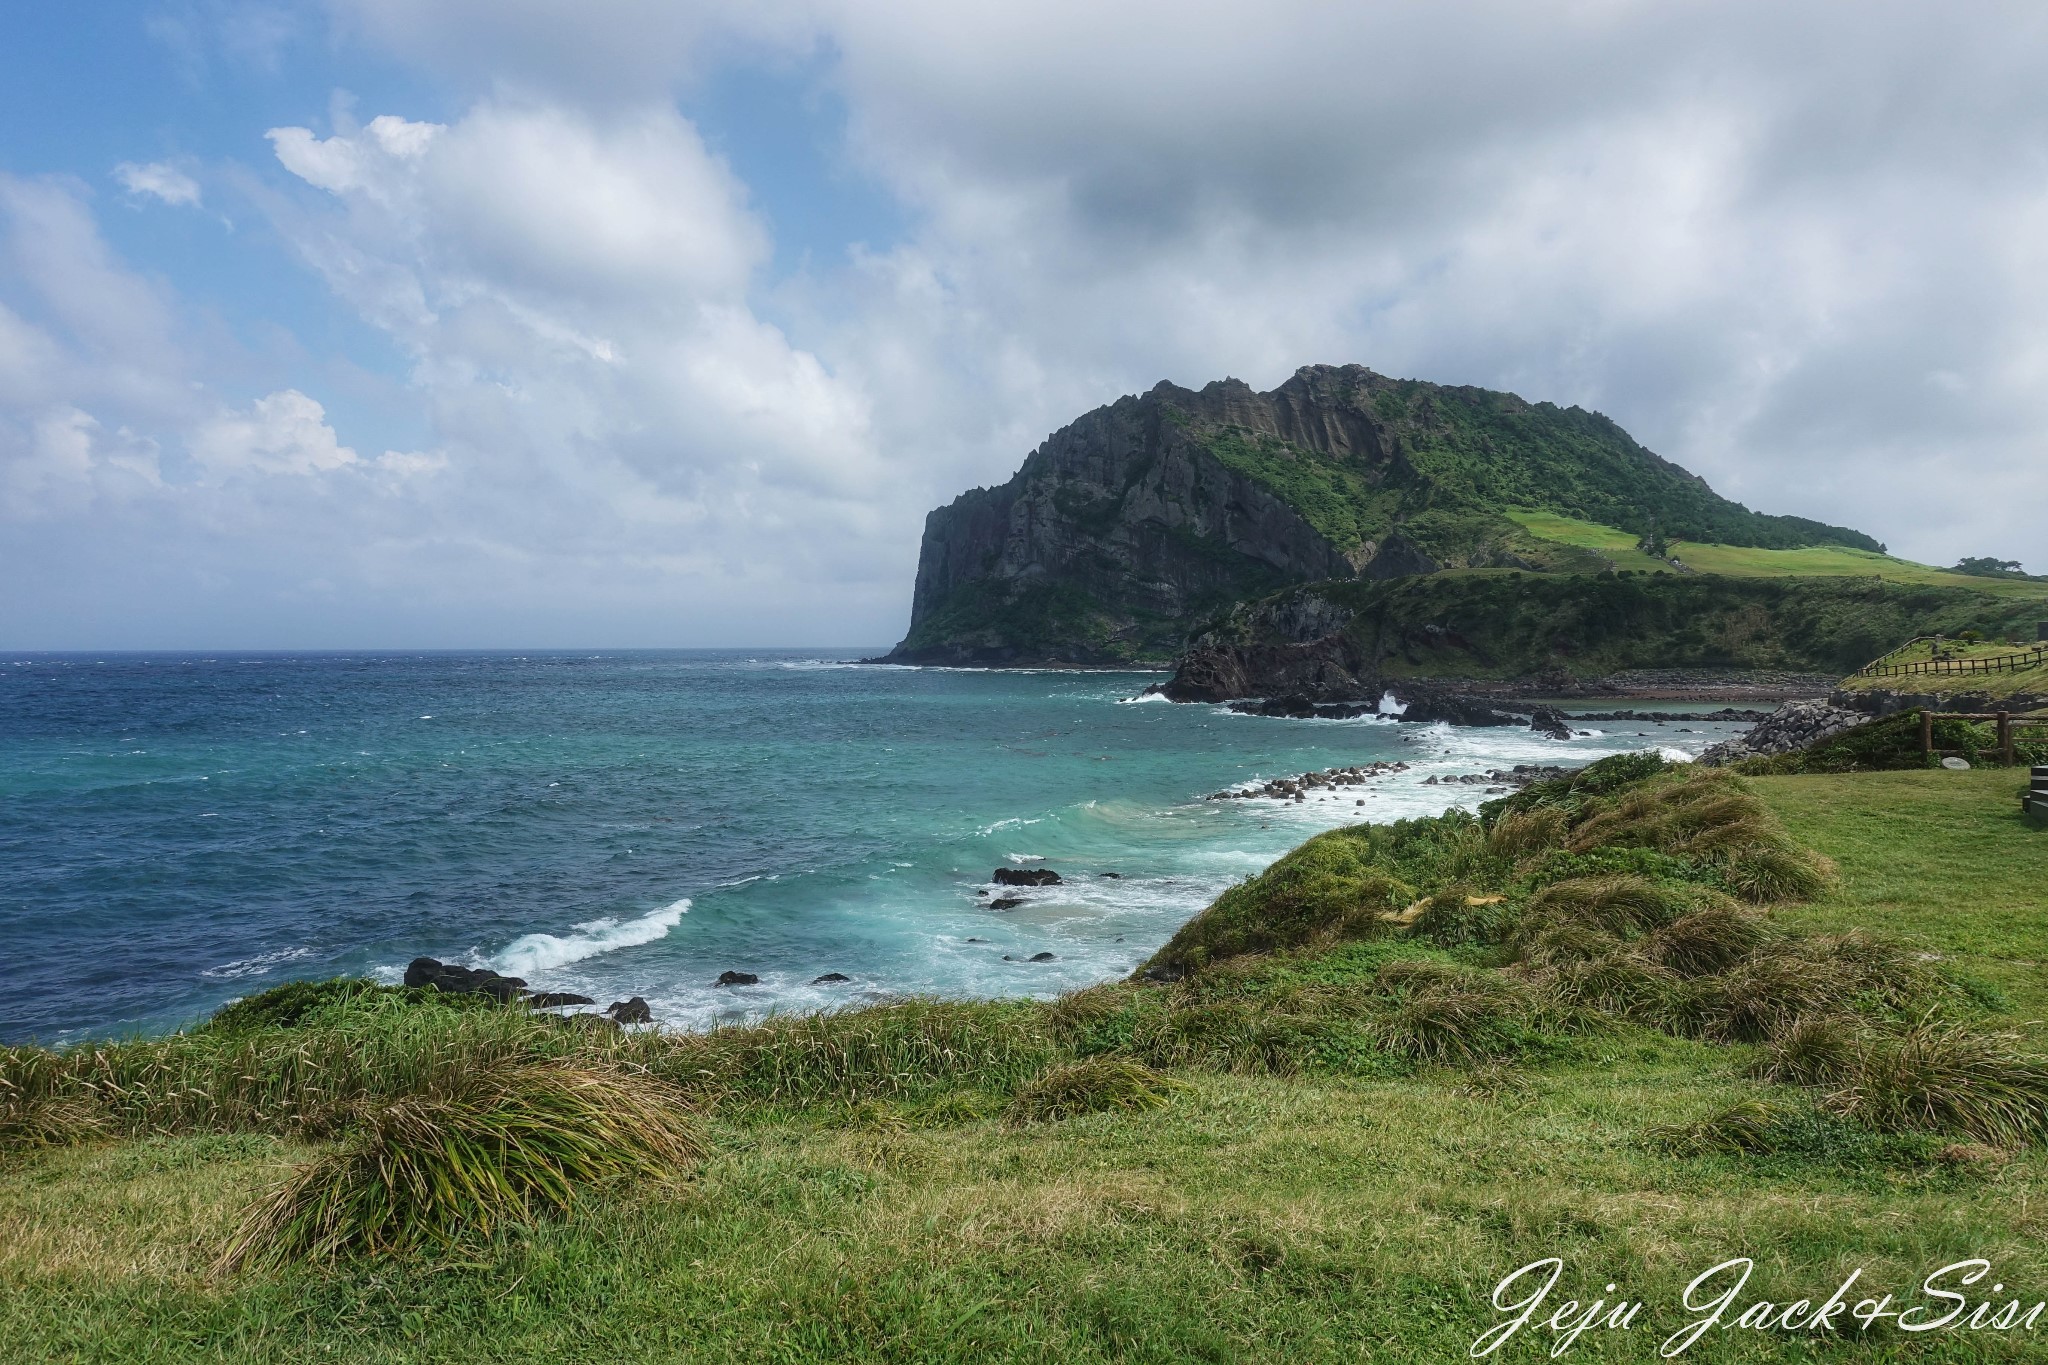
left=2, top=2, right=2044, bottom=648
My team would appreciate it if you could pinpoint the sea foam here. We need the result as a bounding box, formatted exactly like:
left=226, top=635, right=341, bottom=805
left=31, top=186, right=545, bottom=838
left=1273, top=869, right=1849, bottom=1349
left=491, top=898, right=690, bottom=976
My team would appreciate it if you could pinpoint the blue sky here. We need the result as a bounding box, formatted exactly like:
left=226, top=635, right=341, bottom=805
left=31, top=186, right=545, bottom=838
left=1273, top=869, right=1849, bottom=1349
left=2, top=2, right=2045, bottom=648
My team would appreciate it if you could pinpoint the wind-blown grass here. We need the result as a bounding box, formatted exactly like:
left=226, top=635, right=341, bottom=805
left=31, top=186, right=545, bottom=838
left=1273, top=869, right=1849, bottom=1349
left=216, top=1060, right=702, bottom=1271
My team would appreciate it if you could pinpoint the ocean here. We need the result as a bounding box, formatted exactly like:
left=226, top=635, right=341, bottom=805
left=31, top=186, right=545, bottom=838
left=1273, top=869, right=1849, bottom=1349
left=0, top=650, right=1750, bottom=1044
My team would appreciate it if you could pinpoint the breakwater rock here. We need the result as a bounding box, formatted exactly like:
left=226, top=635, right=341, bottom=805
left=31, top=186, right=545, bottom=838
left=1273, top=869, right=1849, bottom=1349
left=1698, top=699, right=1865, bottom=766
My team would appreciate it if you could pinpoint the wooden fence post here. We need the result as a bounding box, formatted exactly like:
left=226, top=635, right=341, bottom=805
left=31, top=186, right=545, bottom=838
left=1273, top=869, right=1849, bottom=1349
left=1921, top=709, right=1934, bottom=758
left=2000, top=712, right=2014, bottom=766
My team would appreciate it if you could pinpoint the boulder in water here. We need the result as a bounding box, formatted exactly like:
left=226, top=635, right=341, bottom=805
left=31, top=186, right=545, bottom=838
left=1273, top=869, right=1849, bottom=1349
left=605, top=996, right=652, bottom=1024
left=993, top=867, right=1062, bottom=886
left=714, top=970, right=760, bottom=987
left=811, top=972, right=852, bottom=985
left=404, top=956, right=526, bottom=1003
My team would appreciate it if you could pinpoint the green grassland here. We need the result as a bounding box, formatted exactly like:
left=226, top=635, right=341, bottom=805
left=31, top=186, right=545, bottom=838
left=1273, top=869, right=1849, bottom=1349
left=6, top=761, right=2048, bottom=1363
left=1502, top=508, right=2048, bottom=599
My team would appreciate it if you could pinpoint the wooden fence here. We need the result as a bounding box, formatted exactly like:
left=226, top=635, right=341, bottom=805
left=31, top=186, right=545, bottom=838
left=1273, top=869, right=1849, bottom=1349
left=1919, top=710, right=2048, bottom=766
left=1860, top=637, right=2048, bottom=680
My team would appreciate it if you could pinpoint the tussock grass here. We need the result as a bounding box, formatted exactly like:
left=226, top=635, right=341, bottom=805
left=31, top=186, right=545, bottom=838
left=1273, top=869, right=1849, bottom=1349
left=1638, top=904, right=1771, bottom=977
left=1003, top=1058, right=1180, bottom=1125
left=216, top=1060, right=701, bottom=1271
left=1751, top=1014, right=1861, bottom=1088
left=1827, top=1016, right=2048, bottom=1145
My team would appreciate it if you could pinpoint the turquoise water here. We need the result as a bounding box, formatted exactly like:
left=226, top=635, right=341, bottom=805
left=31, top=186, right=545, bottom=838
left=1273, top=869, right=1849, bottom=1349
left=0, top=651, right=1747, bottom=1043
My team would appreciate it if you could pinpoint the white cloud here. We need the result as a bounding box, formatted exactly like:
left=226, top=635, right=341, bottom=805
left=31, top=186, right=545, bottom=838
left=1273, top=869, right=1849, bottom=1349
left=113, top=161, right=203, bottom=208
left=189, top=389, right=359, bottom=476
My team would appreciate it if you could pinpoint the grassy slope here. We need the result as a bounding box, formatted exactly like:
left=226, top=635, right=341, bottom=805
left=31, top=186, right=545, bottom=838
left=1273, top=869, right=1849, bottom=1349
left=7, top=771, right=2048, bottom=1363
left=1835, top=640, right=2048, bottom=704
left=1503, top=507, right=2048, bottom=597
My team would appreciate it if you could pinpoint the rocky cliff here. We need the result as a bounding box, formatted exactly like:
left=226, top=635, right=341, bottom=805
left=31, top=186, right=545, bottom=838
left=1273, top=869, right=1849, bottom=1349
left=884, top=364, right=1877, bottom=665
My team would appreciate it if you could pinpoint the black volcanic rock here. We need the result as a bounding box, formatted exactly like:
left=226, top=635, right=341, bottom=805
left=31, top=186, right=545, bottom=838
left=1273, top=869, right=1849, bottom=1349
left=810, top=972, right=852, bottom=985
left=1528, top=706, right=1574, bottom=740
left=993, top=868, right=1061, bottom=886
left=404, top=957, right=526, bottom=1003
left=714, top=970, right=760, bottom=987
left=606, top=996, right=652, bottom=1024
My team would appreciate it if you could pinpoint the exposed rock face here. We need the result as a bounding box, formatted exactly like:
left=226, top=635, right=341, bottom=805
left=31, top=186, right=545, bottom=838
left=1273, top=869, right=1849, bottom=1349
left=1528, top=706, right=1575, bottom=740
left=714, top=970, right=760, bottom=987
left=886, top=373, right=1383, bottom=664
left=1698, top=699, right=1866, bottom=766
left=606, top=996, right=653, bottom=1024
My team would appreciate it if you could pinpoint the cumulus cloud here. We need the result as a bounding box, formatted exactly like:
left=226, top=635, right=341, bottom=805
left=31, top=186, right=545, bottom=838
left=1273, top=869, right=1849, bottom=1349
left=114, top=161, right=204, bottom=208
left=189, top=389, right=359, bottom=476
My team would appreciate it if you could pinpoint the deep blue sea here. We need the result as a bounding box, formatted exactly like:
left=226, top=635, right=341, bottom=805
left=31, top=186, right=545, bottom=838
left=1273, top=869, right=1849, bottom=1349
left=0, top=651, right=1750, bottom=1044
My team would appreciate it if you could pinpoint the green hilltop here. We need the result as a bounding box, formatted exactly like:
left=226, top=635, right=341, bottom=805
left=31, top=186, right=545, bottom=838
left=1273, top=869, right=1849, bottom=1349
left=886, top=364, right=2039, bottom=671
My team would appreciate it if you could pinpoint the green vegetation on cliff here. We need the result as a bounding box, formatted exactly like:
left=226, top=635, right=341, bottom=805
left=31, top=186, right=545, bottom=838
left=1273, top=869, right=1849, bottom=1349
left=1200, top=571, right=2048, bottom=682
left=1194, top=373, right=1879, bottom=568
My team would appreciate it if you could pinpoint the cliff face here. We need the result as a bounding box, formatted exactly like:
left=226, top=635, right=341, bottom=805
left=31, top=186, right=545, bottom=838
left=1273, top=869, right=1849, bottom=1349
left=888, top=376, right=1402, bottom=664
left=885, top=363, right=1880, bottom=666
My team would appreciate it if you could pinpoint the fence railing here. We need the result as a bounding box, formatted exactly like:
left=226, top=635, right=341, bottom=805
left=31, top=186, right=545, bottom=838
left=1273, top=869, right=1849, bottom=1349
left=1919, top=710, right=2048, bottom=766
left=1858, top=637, right=2048, bottom=680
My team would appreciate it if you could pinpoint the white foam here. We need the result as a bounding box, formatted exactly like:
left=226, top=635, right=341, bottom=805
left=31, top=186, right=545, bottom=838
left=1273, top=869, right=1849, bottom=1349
left=1116, top=691, right=1169, bottom=704
left=203, top=946, right=316, bottom=979
left=1658, top=747, right=1697, bottom=763
left=1379, top=690, right=1408, bottom=716
left=491, top=898, right=690, bottom=976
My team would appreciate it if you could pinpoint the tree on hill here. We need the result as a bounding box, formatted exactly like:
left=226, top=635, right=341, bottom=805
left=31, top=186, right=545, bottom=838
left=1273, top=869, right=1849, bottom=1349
left=1951, top=556, right=2037, bottom=579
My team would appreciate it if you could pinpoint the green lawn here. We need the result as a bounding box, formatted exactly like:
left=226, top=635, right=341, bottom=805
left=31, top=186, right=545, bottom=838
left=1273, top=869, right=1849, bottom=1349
left=7, top=769, right=2048, bottom=1363
left=1754, top=768, right=2048, bottom=1029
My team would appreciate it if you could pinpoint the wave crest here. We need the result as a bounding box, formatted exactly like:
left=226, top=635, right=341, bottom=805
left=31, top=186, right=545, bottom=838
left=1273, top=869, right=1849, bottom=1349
left=491, top=898, right=689, bottom=976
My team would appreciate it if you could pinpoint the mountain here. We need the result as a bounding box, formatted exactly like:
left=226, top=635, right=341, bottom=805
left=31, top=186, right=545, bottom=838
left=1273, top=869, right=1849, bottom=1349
left=883, top=364, right=1880, bottom=666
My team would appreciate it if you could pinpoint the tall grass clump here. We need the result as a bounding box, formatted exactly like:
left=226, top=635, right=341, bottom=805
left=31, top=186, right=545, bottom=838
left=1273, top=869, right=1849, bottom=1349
left=1826, top=1016, right=2048, bottom=1145
left=217, top=1060, right=701, bottom=1271
left=1003, top=1057, right=1181, bottom=1124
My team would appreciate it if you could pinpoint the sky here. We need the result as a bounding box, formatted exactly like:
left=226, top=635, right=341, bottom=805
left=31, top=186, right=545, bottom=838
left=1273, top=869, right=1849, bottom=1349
left=2, top=1, right=2045, bottom=649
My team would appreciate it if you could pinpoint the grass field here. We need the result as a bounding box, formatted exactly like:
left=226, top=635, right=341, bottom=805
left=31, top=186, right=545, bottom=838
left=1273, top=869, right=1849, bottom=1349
left=5, top=765, right=2048, bottom=1363
left=1503, top=508, right=2048, bottom=601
